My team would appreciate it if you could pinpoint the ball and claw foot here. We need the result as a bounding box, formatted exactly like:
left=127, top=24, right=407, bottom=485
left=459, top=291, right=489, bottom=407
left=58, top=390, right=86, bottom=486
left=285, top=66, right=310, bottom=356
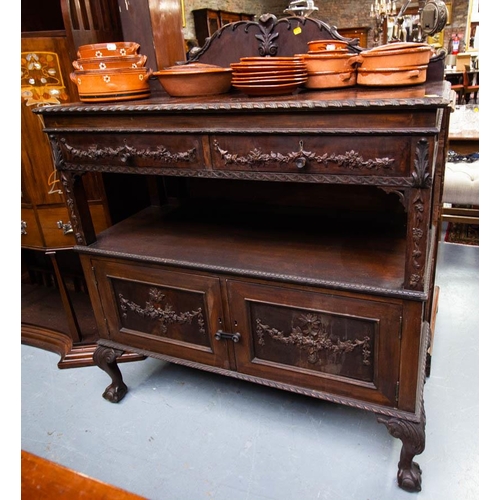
left=397, top=460, right=422, bottom=492
left=102, top=380, right=128, bottom=403
left=377, top=405, right=426, bottom=493
left=93, top=345, right=128, bottom=403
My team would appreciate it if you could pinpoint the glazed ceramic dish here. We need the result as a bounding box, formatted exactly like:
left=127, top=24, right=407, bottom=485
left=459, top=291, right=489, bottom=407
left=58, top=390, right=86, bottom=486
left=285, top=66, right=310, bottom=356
left=307, top=40, right=350, bottom=51
left=73, top=54, right=147, bottom=71
left=153, top=63, right=232, bottom=97
left=354, top=45, right=432, bottom=70
left=231, top=57, right=307, bottom=95
left=357, top=65, right=428, bottom=86
left=70, top=67, right=152, bottom=102
left=77, top=41, right=140, bottom=59
left=232, top=82, right=303, bottom=96
left=305, top=70, right=356, bottom=89
left=298, top=53, right=359, bottom=74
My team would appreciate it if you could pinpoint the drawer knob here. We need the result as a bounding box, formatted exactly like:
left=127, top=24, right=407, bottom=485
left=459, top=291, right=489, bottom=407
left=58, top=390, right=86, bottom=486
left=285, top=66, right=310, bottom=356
left=57, top=220, right=74, bottom=235
left=215, top=330, right=241, bottom=343
left=21, top=220, right=27, bottom=235
left=295, top=156, right=307, bottom=169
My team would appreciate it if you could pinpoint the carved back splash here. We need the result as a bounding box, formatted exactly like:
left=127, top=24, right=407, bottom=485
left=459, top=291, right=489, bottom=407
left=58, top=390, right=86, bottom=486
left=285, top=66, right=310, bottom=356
left=188, top=13, right=361, bottom=67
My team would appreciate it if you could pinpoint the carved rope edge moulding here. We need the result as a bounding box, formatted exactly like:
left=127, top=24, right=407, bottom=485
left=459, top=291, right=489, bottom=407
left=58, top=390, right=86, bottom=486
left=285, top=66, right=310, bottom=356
left=96, top=337, right=424, bottom=423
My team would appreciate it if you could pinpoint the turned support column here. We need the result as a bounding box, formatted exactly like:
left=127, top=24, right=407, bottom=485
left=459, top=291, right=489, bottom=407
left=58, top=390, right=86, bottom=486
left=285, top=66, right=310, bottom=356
left=93, top=345, right=128, bottom=403
left=377, top=404, right=426, bottom=492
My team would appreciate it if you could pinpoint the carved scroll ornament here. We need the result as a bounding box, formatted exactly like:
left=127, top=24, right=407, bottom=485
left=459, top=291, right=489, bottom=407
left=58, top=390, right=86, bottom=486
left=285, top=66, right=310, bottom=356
left=119, top=287, right=206, bottom=336
left=256, top=314, right=371, bottom=365
left=213, top=140, right=395, bottom=171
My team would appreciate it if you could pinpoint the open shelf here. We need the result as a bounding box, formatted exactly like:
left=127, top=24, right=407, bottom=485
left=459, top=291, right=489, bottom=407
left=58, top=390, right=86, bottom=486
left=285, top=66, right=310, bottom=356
left=79, top=201, right=408, bottom=295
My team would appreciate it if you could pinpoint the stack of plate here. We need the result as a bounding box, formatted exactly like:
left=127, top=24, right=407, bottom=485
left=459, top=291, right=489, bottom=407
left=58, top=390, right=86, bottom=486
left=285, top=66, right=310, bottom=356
left=230, top=57, right=307, bottom=96
left=70, top=42, right=152, bottom=102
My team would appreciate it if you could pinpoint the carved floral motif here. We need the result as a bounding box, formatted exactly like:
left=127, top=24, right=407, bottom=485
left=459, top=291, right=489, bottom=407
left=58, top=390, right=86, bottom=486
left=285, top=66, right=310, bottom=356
left=119, top=287, right=205, bottom=336
left=58, top=137, right=197, bottom=164
left=256, top=314, right=371, bottom=365
left=214, top=139, right=395, bottom=171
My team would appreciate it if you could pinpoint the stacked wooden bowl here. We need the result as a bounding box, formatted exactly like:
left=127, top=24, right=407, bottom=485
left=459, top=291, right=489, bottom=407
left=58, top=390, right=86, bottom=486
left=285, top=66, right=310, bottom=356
left=355, top=42, right=433, bottom=86
left=230, top=57, right=308, bottom=96
left=70, top=42, right=152, bottom=102
left=298, top=40, right=358, bottom=90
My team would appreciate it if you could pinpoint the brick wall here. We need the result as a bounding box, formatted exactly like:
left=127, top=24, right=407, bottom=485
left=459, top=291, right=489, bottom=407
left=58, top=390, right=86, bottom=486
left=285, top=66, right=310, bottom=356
left=183, top=0, right=472, bottom=50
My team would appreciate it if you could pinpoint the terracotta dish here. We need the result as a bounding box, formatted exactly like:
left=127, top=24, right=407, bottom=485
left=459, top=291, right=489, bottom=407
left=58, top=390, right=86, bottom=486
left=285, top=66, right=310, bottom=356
left=153, top=63, right=232, bottom=97
left=357, top=65, right=428, bottom=86
left=77, top=41, right=140, bottom=59
left=231, top=57, right=307, bottom=96
left=73, top=54, right=147, bottom=71
left=368, top=42, right=429, bottom=52
left=305, top=70, right=356, bottom=89
left=70, top=67, right=152, bottom=102
left=298, top=53, right=359, bottom=74
left=307, top=40, right=350, bottom=51
left=354, top=45, right=432, bottom=70
left=232, top=82, right=302, bottom=96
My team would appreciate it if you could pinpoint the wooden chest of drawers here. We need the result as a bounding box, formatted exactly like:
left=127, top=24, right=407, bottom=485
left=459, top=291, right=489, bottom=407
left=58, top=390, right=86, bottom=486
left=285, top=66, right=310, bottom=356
left=35, top=80, right=452, bottom=492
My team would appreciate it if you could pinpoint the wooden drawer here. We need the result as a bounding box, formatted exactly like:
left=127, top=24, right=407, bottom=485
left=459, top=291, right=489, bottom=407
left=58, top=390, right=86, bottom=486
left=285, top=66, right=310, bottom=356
left=38, top=204, right=109, bottom=248
left=57, top=133, right=205, bottom=170
left=211, top=134, right=412, bottom=176
left=21, top=208, right=43, bottom=248
left=89, top=259, right=229, bottom=369
left=227, top=280, right=403, bottom=406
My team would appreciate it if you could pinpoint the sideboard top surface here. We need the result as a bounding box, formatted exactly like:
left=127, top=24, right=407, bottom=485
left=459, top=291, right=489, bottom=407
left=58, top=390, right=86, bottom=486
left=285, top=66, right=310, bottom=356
left=34, top=81, right=452, bottom=116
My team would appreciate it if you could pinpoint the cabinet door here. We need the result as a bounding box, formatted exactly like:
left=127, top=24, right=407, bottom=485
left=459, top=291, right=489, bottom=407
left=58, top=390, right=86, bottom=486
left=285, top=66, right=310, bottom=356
left=227, top=281, right=402, bottom=407
left=91, top=259, right=228, bottom=368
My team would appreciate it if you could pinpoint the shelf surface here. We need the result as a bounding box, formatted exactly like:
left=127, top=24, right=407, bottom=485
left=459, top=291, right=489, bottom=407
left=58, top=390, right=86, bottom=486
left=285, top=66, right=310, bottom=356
left=79, top=205, right=408, bottom=295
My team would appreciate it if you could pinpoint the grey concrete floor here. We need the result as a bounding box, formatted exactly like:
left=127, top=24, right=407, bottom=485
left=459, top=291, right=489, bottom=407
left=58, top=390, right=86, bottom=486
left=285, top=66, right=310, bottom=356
left=20, top=240, right=480, bottom=500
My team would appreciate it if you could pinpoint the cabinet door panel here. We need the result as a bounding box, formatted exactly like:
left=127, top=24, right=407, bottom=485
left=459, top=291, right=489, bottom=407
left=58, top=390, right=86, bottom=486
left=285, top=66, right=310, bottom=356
left=92, top=260, right=227, bottom=367
left=227, top=280, right=402, bottom=406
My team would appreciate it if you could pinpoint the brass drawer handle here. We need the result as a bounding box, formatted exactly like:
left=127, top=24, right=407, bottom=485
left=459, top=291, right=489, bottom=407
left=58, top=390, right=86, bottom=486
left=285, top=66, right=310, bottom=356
left=57, top=220, right=74, bottom=235
left=21, top=220, right=27, bottom=235
left=215, top=330, right=241, bottom=343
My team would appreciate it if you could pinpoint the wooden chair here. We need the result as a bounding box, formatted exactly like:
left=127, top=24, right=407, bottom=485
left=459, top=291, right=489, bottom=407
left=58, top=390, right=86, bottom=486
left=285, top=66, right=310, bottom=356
left=463, top=70, right=479, bottom=104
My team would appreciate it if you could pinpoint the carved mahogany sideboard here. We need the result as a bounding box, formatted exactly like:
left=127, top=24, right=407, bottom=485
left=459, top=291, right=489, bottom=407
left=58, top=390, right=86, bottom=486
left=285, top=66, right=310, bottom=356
left=35, top=79, right=452, bottom=491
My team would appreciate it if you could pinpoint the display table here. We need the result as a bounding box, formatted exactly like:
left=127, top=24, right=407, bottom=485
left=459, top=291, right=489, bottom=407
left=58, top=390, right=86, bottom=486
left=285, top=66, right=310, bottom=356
left=35, top=79, right=452, bottom=492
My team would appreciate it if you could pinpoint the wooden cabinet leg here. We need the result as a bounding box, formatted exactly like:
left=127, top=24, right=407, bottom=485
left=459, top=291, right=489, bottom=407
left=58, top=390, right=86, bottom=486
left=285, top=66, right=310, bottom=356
left=93, top=346, right=128, bottom=403
left=377, top=405, right=426, bottom=492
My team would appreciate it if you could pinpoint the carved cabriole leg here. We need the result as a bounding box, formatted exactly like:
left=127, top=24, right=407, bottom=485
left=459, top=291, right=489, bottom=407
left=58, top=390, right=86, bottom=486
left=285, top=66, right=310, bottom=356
left=93, top=346, right=128, bottom=403
left=377, top=405, right=426, bottom=492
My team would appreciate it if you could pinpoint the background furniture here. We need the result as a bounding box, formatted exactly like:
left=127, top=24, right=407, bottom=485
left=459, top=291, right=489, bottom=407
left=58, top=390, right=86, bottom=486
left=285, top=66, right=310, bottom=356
left=463, top=70, right=479, bottom=104
left=192, top=8, right=255, bottom=47
left=441, top=104, right=479, bottom=226
left=21, top=0, right=149, bottom=367
left=336, top=26, right=370, bottom=47
left=444, top=70, right=464, bottom=104
left=21, top=0, right=121, bottom=366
